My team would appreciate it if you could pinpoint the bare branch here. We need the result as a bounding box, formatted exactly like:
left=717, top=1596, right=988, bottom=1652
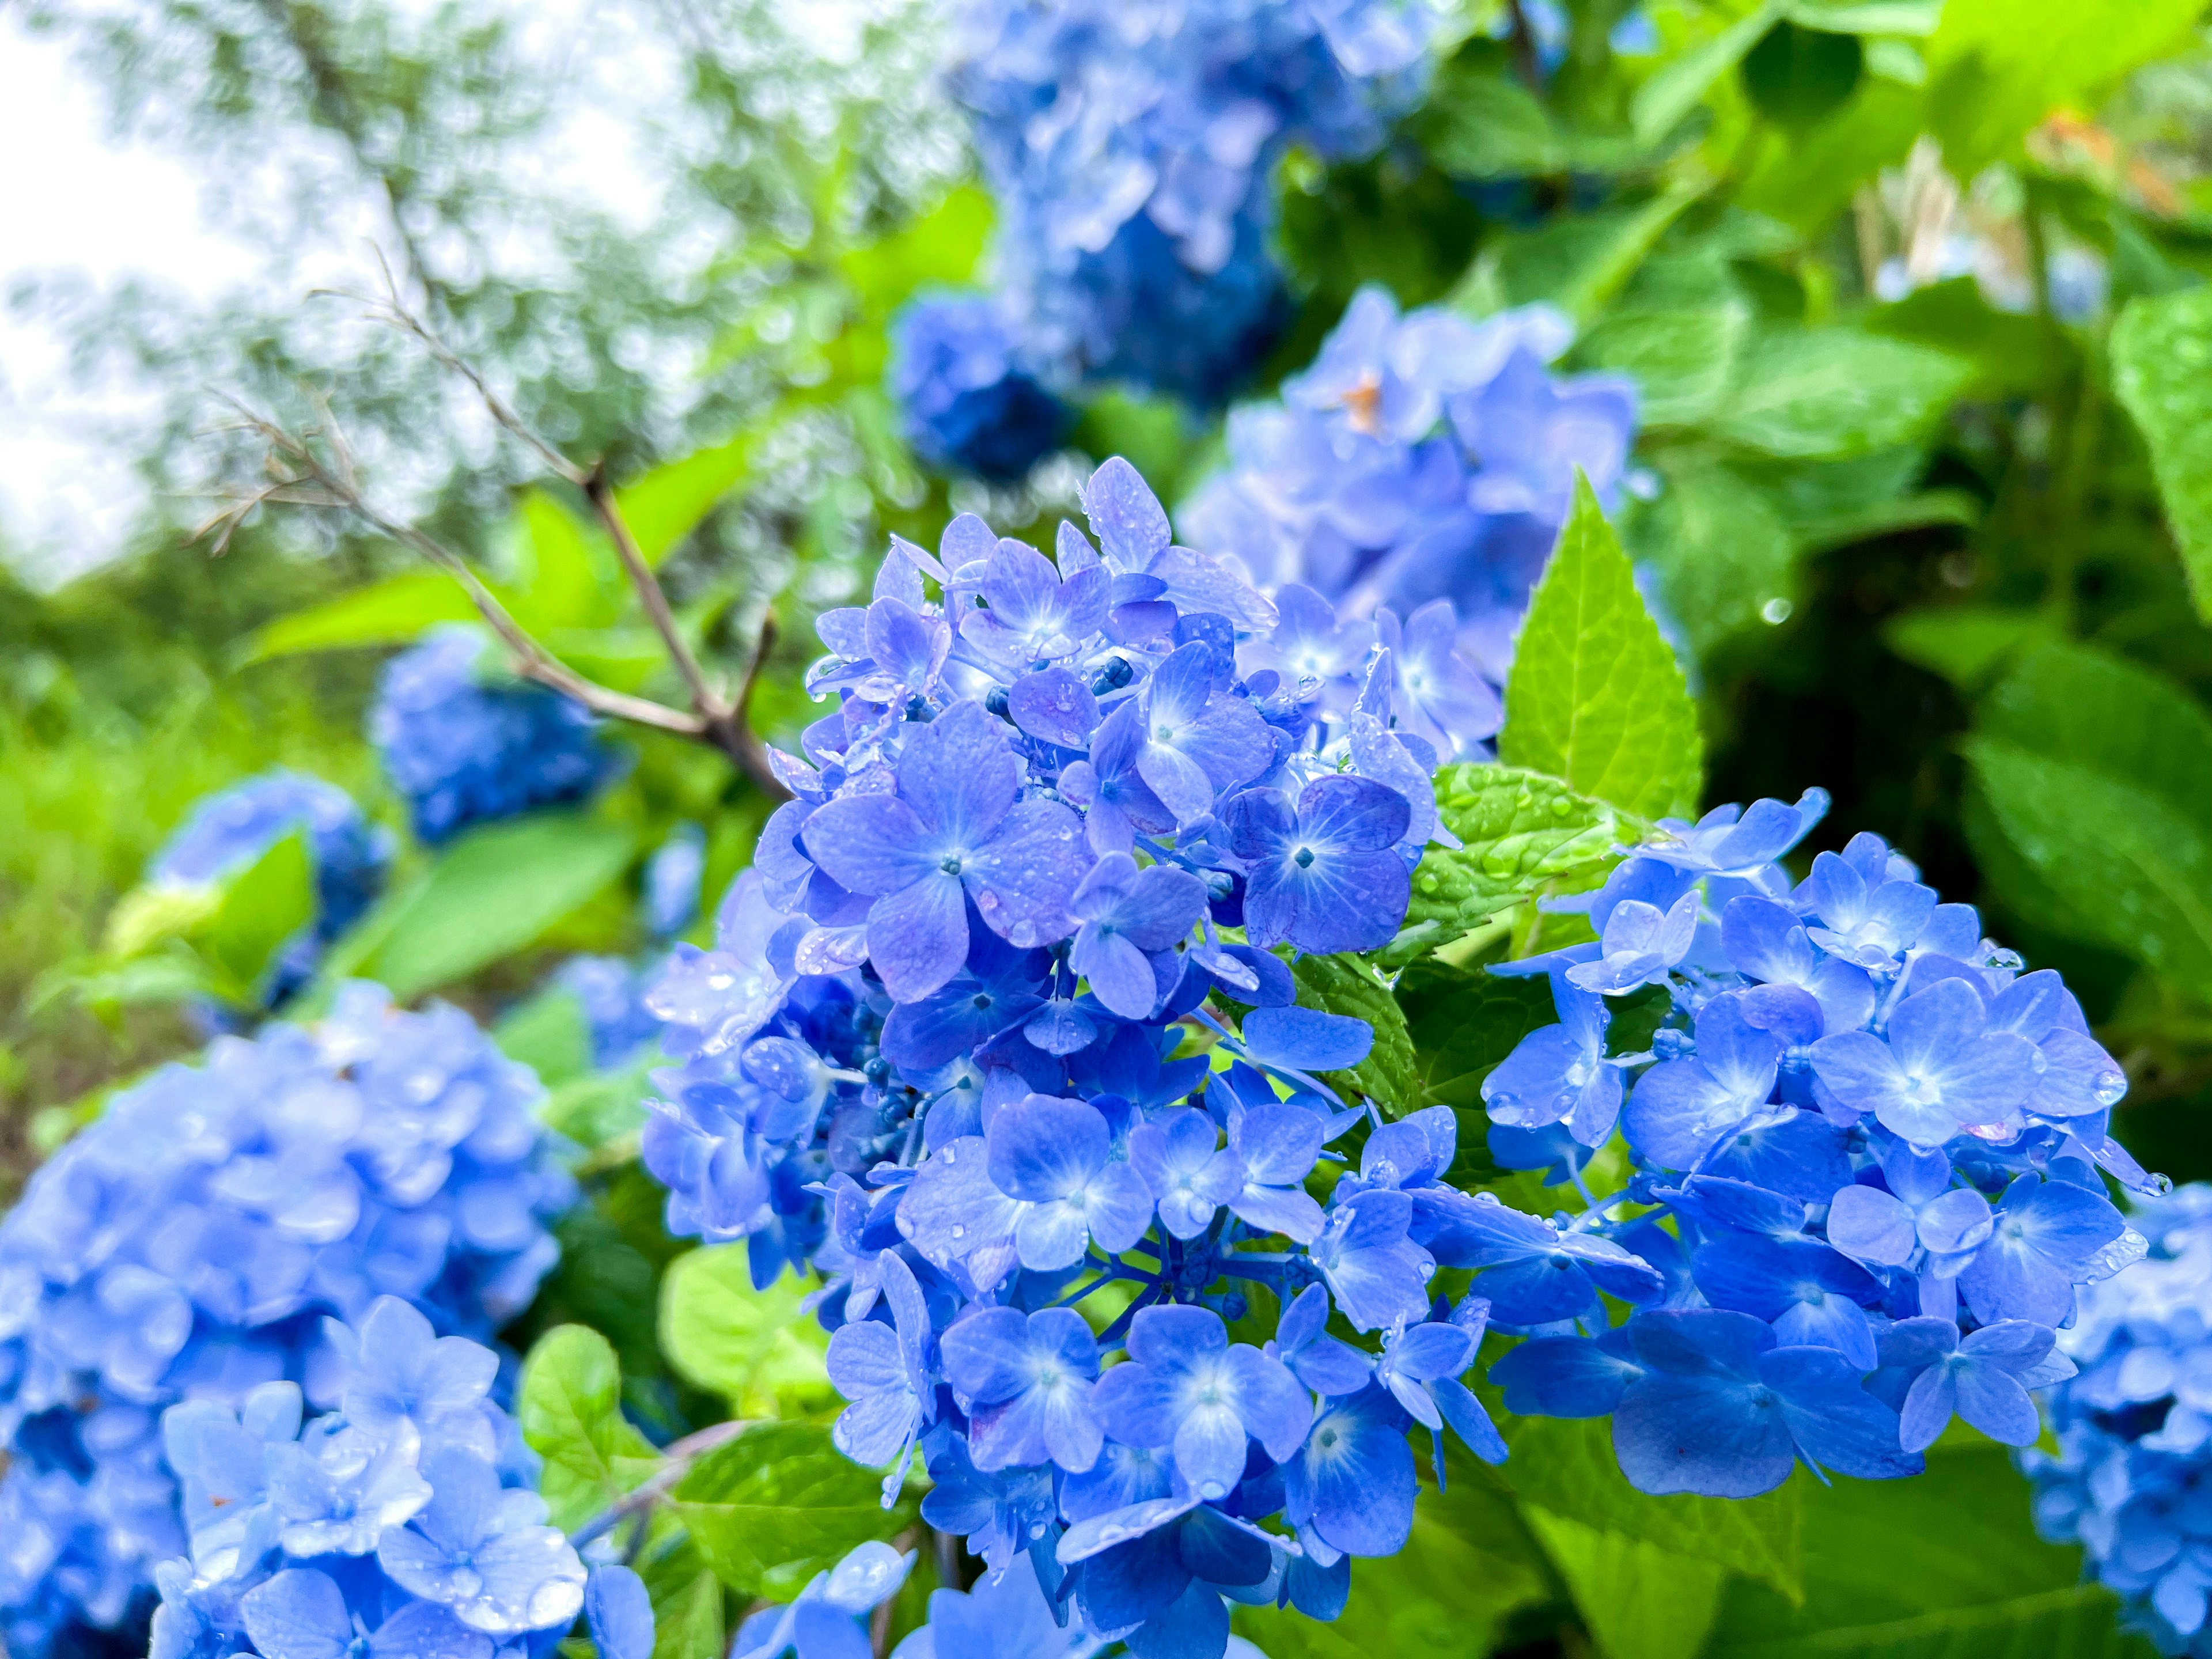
left=582, top=459, right=730, bottom=721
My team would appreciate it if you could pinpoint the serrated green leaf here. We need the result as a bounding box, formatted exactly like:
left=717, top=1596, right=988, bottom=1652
left=1499, top=482, right=1702, bottom=820
left=240, top=571, right=479, bottom=661
left=1498, top=1414, right=1802, bottom=1600
left=203, top=830, right=316, bottom=999
left=1978, top=643, right=2212, bottom=824
left=1393, top=766, right=1620, bottom=961
left=659, top=1249, right=831, bottom=1415
left=1705, top=1442, right=2152, bottom=1658
left=1290, top=953, right=1416, bottom=1116
left=1577, top=303, right=1751, bottom=428
left=1522, top=1505, right=1725, bottom=1659
left=1710, top=329, right=1974, bottom=460
left=518, top=1324, right=662, bottom=1534
left=1233, top=1456, right=1550, bottom=1658
left=1396, top=957, right=1570, bottom=1187
left=357, top=813, right=635, bottom=1001
left=2111, top=287, right=2212, bottom=624
left=672, top=1422, right=909, bottom=1601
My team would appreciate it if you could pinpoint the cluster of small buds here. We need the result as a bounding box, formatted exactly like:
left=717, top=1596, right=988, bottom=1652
left=148, top=770, right=393, bottom=1009
left=372, top=626, right=622, bottom=846
left=630, top=458, right=1552, bottom=1659
left=2023, top=1184, right=2212, bottom=1656
left=0, top=986, right=573, bottom=1659
left=1181, top=285, right=1639, bottom=680
left=148, top=1298, right=588, bottom=1659
left=1478, top=796, right=2157, bottom=1496
left=941, top=0, right=1442, bottom=407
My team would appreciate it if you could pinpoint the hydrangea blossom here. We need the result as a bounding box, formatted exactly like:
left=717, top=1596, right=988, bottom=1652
left=950, top=1, right=1442, bottom=403
left=146, top=1297, right=591, bottom=1659
left=553, top=956, right=666, bottom=1070
left=891, top=294, right=1074, bottom=482
left=0, top=986, right=573, bottom=1659
left=372, top=627, right=622, bottom=846
left=636, top=458, right=1520, bottom=1658
left=1181, top=284, right=1638, bottom=679
left=2023, top=1184, right=2212, bottom=1655
left=149, top=771, right=393, bottom=1006
left=1482, top=799, right=2158, bottom=1497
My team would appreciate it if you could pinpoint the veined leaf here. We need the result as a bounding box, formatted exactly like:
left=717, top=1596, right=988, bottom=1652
left=1523, top=1505, right=1726, bottom=1659
left=1393, top=766, right=1622, bottom=960
left=517, top=1324, right=661, bottom=1535
left=1500, top=480, right=1703, bottom=820
left=1631, top=0, right=1785, bottom=142
left=659, top=1249, right=831, bottom=1416
left=672, top=1422, right=909, bottom=1602
left=1290, top=954, right=1416, bottom=1116
left=1711, top=329, right=1974, bottom=460
left=2112, top=286, right=2212, bottom=624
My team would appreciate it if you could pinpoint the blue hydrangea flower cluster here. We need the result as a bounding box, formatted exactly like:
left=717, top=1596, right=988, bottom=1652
left=1182, top=284, right=1639, bottom=680
left=2022, top=1184, right=2212, bottom=1655
left=637, top=458, right=1526, bottom=1659
left=150, top=770, right=394, bottom=1006
left=553, top=956, right=665, bottom=1070
left=891, top=294, right=1075, bottom=482
left=0, top=985, right=574, bottom=1659
left=372, top=627, right=622, bottom=846
left=948, top=0, right=1441, bottom=404
left=1478, top=797, right=2158, bottom=1498
left=147, top=1297, right=589, bottom=1659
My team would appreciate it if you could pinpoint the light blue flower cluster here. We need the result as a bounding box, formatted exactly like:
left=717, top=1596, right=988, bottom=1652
left=946, top=0, right=1441, bottom=406
left=891, top=294, right=1075, bottom=482
left=147, top=1297, right=588, bottom=1659
left=1182, top=285, right=1639, bottom=680
left=0, top=986, right=573, bottom=1659
left=636, top=457, right=1518, bottom=1657
left=150, top=770, right=394, bottom=1007
left=552, top=957, right=665, bottom=1070
left=1479, top=797, right=2157, bottom=1497
left=2023, top=1184, right=2212, bottom=1655
left=372, top=627, right=622, bottom=846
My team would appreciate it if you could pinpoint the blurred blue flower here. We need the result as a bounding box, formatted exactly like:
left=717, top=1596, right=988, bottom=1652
left=892, top=294, right=1073, bottom=481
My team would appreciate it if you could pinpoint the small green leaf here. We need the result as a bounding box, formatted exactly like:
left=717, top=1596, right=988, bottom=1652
left=518, top=1324, right=661, bottom=1534
left=615, top=434, right=763, bottom=569
left=494, top=983, right=594, bottom=1087
left=512, top=491, right=616, bottom=633
left=1460, top=186, right=1709, bottom=328
left=240, top=571, right=479, bottom=661
left=1397, top=957, right=1563, bottom=1187
left=1710, top=329, right=1974, bottom=460
left=358, top=813, right=636, bottom=1001
left=1393, top=766, right=1622, bottom=960
left=1523, top=1505, right=1726, bottom=1659
left=648, top=1567, right=724, bottom=1659
left=672, top=1422, right=908, bottom=1601
left=1289, top=954, right=1416, bottom=1116
left=1631, top=459, right=1798, bottom=662
left=1499, top=480, right=1703, bottom=820
left=659, top=1249, right=831, bottom=1415
left=1631, top=0, right=1785, bottom=142
left=1576, top=303, right=1751, bottom=429
left=1882, top=606, right=2058, bottom=690
left=2111, top=287, right=2212, bottom=624
left=1499, top=1414, right=1802, bottom=1600
left=840, top=184, right=993, bottom=320
left=202, top=831, right=316, bottom=999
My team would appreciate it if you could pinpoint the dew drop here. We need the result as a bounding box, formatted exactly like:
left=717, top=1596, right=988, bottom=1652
left=943, top=1147, right=957, bottom=1164
left=1760, top=597, right=1794, bottom=625
left=950, top=1225, right=966, bottom=1240
left=1199, top=1480, right=1226, bottom=1500
left=1549, top=797, right=1571, bottom=817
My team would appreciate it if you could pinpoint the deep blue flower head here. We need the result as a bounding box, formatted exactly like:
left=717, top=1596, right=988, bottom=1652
left=951, top=1, right=1441, bottom=403
left=145, top=1297, right=592, bottom=1659
left=1182, top=284, right=1638, bottom=680
left=2021, top=1185, right=2212, bottom=1656
left=372, top=627, right=622, bottom=845
left=150, top=771, right=393, bottom=1007
left=1479, top=797, right=2161, bottom=1499
left=892, top=293, right=1074, bottom=481
left=0, top=986, right=573, bottom=1659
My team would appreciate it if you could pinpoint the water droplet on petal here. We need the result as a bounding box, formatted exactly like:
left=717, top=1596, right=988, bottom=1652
left=950, top=1225, right=965, bottom=1240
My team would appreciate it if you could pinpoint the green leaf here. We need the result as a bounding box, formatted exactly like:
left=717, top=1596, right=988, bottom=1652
left=672, top=1422, right=908, bottom=1601
left=512, top=491, right=615, bottom=633
left=1709, top=329, right=1975, bottom=460
left=1233, top=1459, right=1551, bottom=1658
left=1705, top=1442, right=2152, bottom=1658
left=1499, top=479, right=1703, bottom=820
left=1741, top=21, right=1865, bottom=134
left=1393, top=766, right=1623, bottom=960
left=1460, top=185, right=1710, bottom=328
left=518, top=1325, right=661, bottom=1534
left=648, top=1567, right=724, bottom=1659
left=1961, top=643, right=2212, bottom=992
left=1781, top=0, right=1941, bottom=34
left=2111, top=286, right=2212, bottom=624
left=1633, top=1, right=1787, bottom=141
left=1631, top=459, right=1798, bottom=662
left=1576, top=303, right=1751, bottom=429
left=494, top=983, right=594, bottom=1087
left=658, top=1249, right=831, bottom=1415
left=1522, top=1505, right=1726, bottom=1659
left=615, top=434, right=763, bottom=569
left=1397, top=958, right=1564, bottom=1187
left=202, top=831, right=316, bottom=999
left=1421, top=62, right=1642, bottom=180
left=540, top=1063, right=654, bottom=1153
left=1289, top=954, right=1416, bottom=1116
left=840, top=184, right=993, bottom=320
left=357, top=813, right=636, bottom=1001
left=1499, top=1414, right=1802, bottom=1600
left=1883, top=606, right=2059, bottom=690
left=240, top=571, right=478, bottom=661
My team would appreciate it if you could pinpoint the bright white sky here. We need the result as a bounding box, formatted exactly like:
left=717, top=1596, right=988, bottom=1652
left=0, top=14, right=264, bottom=584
